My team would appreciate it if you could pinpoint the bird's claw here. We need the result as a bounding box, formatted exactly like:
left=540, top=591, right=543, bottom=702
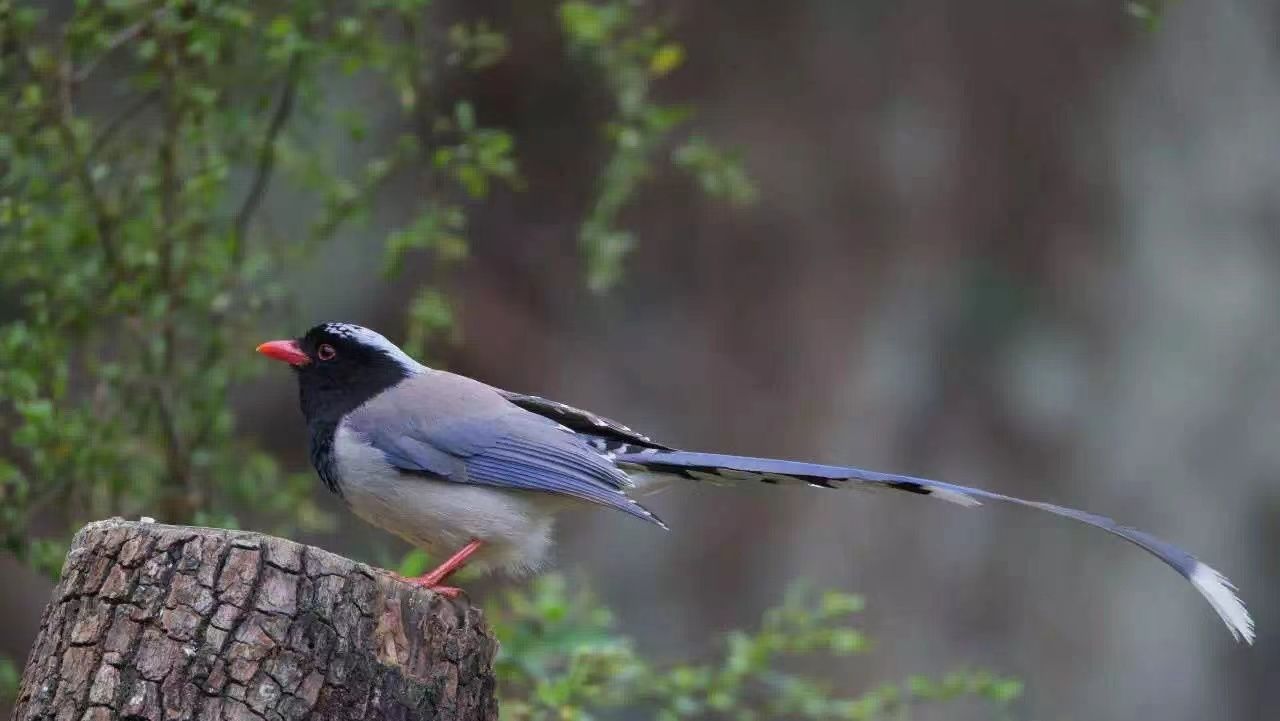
left=387, top=572, right=464, bottom=599
left=422, top=584, right=462, bottom=599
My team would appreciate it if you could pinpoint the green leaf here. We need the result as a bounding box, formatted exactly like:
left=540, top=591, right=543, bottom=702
left=673, top=136, right=758, bottom=205
left=1125, top=1, right=1166, bottom=30
left=382, top=205, right=468, bottom=276
left=559, top=2, right=616, bottom=44
left=454, top=101, right=476, bottom=131
left=398, top=548, right=431, bottom=577
left=404, top=288, right=457, bottom=359
left=0, top=655, right=19, bottom=707
left=649, top=43, right=684, bottom=76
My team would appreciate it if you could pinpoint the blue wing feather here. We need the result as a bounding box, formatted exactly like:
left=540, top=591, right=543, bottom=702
left=348, top=410, right=663, bottom=526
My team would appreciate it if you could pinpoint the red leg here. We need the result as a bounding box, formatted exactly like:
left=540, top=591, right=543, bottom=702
left=400, top=540, right=484, bottom=598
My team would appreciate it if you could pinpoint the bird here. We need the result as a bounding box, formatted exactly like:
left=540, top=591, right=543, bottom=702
left=257, top=321, right=1254, bottom=643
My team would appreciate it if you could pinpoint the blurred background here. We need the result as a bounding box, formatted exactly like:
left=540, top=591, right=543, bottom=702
left=2, top=0, right=1278, bottom=718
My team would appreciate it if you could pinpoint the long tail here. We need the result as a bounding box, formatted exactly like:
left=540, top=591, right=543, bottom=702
left=614, top=449, right=1254, bottom=644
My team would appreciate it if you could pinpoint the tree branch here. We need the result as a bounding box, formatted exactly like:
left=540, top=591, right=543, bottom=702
left=154, top=35, right=194, bottom=519
left=50, top=55, right=122, bottom=273
left=70, top=13, right=156, bottom=84
left=232, top=53, right=302, bottom=263
left=87, top=89, right=160, bottom=160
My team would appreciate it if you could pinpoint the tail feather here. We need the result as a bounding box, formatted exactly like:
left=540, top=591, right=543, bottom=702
left=615, top=449, right=1254, bottom=644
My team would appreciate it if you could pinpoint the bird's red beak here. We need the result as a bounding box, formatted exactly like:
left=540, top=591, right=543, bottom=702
left=256, top=340, right=310, bottom=366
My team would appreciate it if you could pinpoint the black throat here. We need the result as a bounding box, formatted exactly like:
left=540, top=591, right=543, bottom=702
left=308, top=418, right=343, bottom=496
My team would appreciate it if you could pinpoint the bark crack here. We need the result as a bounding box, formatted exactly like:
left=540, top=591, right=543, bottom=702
left=13, top=520, right=498, bottom=721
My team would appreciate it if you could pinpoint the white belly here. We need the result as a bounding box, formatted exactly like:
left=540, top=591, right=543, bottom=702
left=333, top=424, right=562, bottom=575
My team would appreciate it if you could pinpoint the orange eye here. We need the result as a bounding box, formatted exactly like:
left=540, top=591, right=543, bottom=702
left=317, top=344, right=336, bottom=361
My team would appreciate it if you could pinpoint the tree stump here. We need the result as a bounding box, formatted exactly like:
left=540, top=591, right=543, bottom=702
left=11, top=519, right=499, bottom=721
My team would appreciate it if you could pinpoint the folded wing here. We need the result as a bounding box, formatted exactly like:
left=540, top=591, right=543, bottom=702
left=346, top=405, right=664, bottom=527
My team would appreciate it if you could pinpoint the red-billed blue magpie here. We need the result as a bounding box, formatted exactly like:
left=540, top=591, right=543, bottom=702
left=258, top=322, right=1254, bottom=643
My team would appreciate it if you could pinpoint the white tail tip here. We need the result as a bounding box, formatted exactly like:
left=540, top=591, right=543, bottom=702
left=1191, top=562, right=1255, bottom=644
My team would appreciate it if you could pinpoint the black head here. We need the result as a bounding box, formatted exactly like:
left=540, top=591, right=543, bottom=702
left=258, top=322, right=422, bottom=424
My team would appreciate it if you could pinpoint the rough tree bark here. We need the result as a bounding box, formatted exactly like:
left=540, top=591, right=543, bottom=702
left=11, top=519, right=498, bottom=721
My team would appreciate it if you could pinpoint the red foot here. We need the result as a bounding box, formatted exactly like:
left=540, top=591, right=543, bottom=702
left=389, top=540, right=483, bottom=599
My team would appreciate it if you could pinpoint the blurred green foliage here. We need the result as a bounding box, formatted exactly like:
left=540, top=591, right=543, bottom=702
left=490, top=574, right=1022, bottom=720
left=0, top=1, right=1029, bottom=714
left=1124, top=1, right=1172, bottom=30
left=0, top=656, right=17, bottom=709
left=0, top=0, right=746, bottom=579
left=559, top=0, right=757, bottom=291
